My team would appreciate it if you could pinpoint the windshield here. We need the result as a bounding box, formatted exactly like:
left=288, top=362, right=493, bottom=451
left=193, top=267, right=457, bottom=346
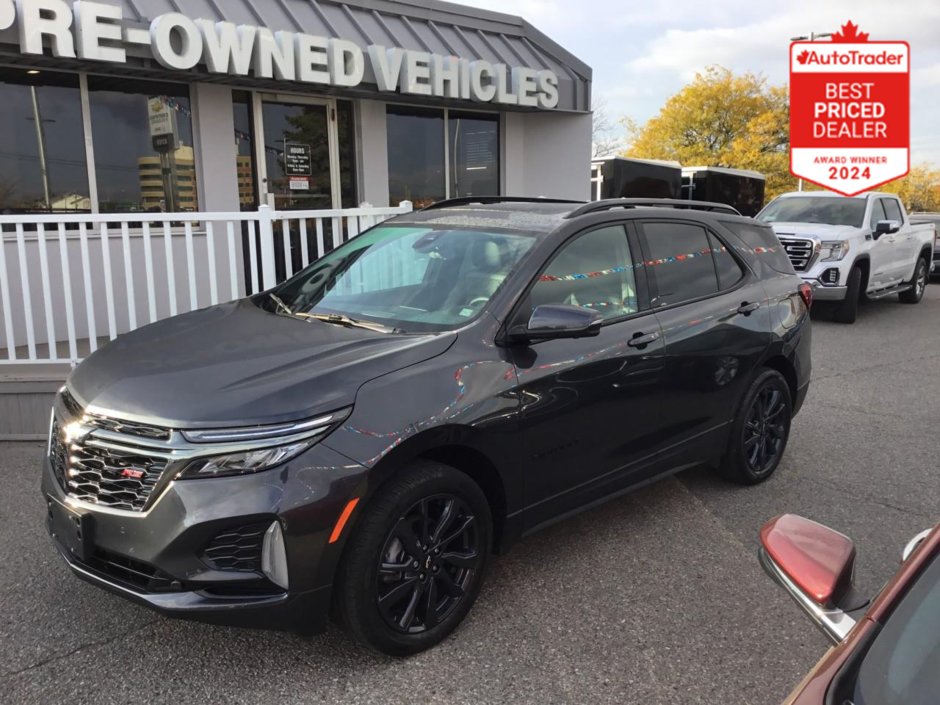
left=848, top=551, right=939, bottom=705
left=757, top=197, right=867, bottom=227
left=264, top=225, right=536, bottom=333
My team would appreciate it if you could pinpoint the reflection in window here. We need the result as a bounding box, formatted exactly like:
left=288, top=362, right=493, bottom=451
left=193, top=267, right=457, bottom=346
left=531, top=226, right=637, bottom=320
left=337, top=100, right=357, bottom=207
left=449, top=112, right=498, bottom=198
left=387, top=106, right=444, bottom=209
left=87, top=76, right=196, bottom=212
left=0, top=68, right=89, bottom=213
left=643, top=222, right=719, bottom=305
left=232, top=91, right=257, bottom=211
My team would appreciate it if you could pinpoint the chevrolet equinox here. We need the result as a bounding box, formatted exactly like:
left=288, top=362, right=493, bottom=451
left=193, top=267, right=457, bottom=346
left=43, top=197, right=812, bottom=655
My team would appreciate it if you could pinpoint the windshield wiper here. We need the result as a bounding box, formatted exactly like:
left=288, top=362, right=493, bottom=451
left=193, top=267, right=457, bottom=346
left=268, top=293, right=396, bottom=333
left=267, top=292, right=295, bottom=317
left=295, top=311, right=397, bottom=334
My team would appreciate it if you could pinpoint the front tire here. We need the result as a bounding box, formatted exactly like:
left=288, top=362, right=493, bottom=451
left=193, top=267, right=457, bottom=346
left=333, top=461, right=492, bottom=656
left=899, top=257, right=928, bottom=304
left=832, top=265, right=862, bottom=323
left=715, top=369, right=792, bottom=485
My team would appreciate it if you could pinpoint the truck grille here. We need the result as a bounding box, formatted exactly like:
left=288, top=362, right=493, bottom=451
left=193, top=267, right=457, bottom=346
left=777, top=237, right=816, bottom=272
left=50, top=392, right=173, bottom=512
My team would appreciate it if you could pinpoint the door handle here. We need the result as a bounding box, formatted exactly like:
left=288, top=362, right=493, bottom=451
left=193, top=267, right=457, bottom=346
left=628, top=331, right=660, bottom=348
left=737, top=301, right=760, bottom=316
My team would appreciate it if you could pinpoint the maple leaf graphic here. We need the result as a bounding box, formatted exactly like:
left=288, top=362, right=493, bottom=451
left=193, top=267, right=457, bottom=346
left=832, top=20, right=870, bottom=43
left=796, top=49, right=810, bottom=64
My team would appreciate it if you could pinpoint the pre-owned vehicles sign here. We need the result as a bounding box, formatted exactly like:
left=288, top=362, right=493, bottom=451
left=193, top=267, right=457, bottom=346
left=789, top=22, right=909, bottom=196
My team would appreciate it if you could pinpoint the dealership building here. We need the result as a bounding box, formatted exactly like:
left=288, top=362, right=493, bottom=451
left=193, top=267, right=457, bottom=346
left=0, top=0, right=592, bottom=215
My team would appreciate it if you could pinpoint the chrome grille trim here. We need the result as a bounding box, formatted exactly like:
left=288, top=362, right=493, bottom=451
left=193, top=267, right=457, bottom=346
left=777, top=236, right=817, bottom=272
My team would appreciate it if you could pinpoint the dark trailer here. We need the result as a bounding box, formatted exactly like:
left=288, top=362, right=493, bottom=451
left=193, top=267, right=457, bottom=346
left=681, top=166, right=766, bottom=217
left=591, top=157, right=682, bottom=201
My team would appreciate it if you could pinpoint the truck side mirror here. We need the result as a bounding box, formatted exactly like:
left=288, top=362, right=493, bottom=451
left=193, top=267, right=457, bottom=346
left=873, top=220, right=900, bottom=238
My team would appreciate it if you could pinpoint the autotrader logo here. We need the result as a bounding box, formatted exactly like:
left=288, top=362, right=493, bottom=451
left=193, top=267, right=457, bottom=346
left=795, top=49, right=905, bottom=67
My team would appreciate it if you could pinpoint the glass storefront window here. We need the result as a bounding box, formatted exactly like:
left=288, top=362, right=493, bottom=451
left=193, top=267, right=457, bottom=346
left=0, top=67, right=89, bottom=214
left=449, top=112, right=499, bottom=198
left=232, top=90, right=258, bottom=211
left=337, top=100, right=357, bottom=208
left=87, top=76, right=196, bottom=212
left=387, top=106, right=445, bottom=209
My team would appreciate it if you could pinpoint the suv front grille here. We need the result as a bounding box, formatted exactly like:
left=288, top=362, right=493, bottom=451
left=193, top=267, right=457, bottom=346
left=65, top=445, right=167, bottom=511
left=777, top=236, right=816, bottom=272
left=50, top=393, right=172, bottom=512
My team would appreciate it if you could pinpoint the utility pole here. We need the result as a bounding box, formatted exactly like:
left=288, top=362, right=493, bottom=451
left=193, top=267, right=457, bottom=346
left=789, top=31, right=833, bottom=192
left=28, top=85, right=53, bottom=209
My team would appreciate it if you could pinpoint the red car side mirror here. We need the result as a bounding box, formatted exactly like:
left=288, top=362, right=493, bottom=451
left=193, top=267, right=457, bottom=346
left=759, top=514, right=865, bottom=643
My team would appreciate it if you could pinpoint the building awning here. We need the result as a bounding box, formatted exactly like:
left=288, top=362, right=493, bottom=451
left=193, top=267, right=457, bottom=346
left=0, top=0, right=591, bottom=112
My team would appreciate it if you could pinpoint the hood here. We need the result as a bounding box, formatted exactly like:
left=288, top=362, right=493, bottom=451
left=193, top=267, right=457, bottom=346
left=68, top=299, right=456, bottom=428
left=767, top=222, right=861, bottom=240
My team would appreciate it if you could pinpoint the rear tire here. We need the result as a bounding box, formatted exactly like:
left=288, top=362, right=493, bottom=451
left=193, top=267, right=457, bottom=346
left=899, top=257, right=928, bottom=304
left=333, top=461, right=492, bottom=656
left=715, top=369, right=792, bottom=485
left=832, top=265, right=862, bottom=323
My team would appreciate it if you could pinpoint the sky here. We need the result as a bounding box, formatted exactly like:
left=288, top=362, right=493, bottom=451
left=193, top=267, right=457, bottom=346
left=459, top=0, right=940, bottom=166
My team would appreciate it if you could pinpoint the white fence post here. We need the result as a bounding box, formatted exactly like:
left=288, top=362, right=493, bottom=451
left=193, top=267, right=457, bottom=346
left=257, top=204, right=278, bottom=291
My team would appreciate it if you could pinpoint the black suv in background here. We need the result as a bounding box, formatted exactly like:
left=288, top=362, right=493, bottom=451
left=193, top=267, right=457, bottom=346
left=43, top=197, right=812, bottom=655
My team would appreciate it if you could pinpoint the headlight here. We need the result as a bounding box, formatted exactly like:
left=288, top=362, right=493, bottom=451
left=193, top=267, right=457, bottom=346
left=179, top=440, right=313, bottom=479
left=819, top=240, right=850, bottom=262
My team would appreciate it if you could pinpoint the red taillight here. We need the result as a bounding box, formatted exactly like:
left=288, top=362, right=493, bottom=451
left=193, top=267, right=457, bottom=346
left=798, top=282, right=813, bottom=310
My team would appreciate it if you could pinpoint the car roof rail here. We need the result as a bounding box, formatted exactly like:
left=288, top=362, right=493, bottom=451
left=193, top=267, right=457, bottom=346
left=420, top=196, right=585, bottom=211
left=564, top=198, right=741, bottom=218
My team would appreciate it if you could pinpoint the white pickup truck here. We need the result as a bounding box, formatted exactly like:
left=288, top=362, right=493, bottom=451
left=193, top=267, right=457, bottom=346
left=756, top=192, right=936, bottom=323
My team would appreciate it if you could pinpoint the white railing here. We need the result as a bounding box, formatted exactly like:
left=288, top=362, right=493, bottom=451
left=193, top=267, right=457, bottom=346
left=0, top=202, right=413, bottom=365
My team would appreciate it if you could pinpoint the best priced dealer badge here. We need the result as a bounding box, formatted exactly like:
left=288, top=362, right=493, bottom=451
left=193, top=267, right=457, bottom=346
left=789, top=22, right=909, bottom=196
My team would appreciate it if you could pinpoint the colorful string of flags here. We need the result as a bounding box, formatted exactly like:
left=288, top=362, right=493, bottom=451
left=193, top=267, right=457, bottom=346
left=538, top=245, right=782, bottom=282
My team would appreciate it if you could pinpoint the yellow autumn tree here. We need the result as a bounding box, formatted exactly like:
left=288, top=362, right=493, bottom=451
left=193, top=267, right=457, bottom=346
left=624, top=66, right=800, bottom=199
left=879, top=165, right=940, bottom=212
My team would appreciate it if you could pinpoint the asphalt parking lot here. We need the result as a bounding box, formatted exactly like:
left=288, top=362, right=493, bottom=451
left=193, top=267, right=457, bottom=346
left=2, top=286, right=938, bottom=705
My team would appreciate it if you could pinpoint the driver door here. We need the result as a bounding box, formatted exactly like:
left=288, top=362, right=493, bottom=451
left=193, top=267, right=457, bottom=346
left=868, top=198, right=895, bottom=288
left=508, top=223, right=667, bottom=531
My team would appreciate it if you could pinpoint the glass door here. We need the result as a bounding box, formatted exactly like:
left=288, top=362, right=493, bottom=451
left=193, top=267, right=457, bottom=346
left=254, top=95, right=340, bottom=210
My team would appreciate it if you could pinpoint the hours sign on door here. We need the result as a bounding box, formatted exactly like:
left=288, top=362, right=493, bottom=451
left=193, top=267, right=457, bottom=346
left=789, top=22, right=909, bottom=196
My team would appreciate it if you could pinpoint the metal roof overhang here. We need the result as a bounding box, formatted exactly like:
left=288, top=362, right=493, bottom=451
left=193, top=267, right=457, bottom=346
left=0, top=0, right=591, bottom=112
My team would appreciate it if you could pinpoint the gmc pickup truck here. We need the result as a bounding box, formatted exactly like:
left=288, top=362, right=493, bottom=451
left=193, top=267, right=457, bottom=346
left=757, top=192, right=936, bottom=323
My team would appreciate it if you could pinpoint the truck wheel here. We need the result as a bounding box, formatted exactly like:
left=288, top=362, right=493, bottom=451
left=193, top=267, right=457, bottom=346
left=715, top=368, right=792, bottom=485
left=832, top=266, right=862, bottom=323
left=899, top=257, right=928, bottom=304
left=333, top=461, right=492, bottom=656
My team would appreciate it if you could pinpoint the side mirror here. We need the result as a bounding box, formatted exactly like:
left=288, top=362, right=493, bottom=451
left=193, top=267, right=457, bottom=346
left=873, top=219, right=900, bottom=238
left=759, top=514, right=867, bottom=643
left=510, top=304, right=602, bottom=343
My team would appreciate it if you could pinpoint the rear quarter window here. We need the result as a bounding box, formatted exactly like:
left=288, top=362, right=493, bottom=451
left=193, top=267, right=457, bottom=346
left=720, top=221, right=795, bottom=274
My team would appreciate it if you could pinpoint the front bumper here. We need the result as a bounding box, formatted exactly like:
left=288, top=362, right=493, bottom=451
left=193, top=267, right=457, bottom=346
left=41, top=442, right=365, bottom=633
left=802, top=277, right=848, bottom=301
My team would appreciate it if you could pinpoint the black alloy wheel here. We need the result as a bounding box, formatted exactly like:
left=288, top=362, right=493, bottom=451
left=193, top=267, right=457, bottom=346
left=376, top=495, right=481, bottom=634
left=716, top=368, right=792, bottom=485
left=742, top=385, right=788, bottom=477
left=333, top=461, right=491, bottom=655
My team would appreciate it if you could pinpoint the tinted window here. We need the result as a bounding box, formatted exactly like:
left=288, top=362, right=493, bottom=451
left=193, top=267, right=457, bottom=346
left=720, top=221, right=794, bottom=274
left=869, top=199, right=888, bottom=231
left=449, top=112, right=498, bottom=198
left=530, top=225, right=638, bottom=320
left=87, top=76, right=196, bottom=212
left=709, top=232, right=744, bottom=289
left=0, top=67, right=89, bottom=213
left=387, top=106, right=445, bottom=209
left=643, top=222, right=718, bottom=305
left=757, top=196, right=866, bottom=227
left=883, top=198, right=904, bottom=223
left=847, top=555, right=939, bottom=705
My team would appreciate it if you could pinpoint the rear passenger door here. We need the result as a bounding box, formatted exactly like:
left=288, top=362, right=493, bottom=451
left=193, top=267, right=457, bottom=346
left=637, top=219, right=772, bottom=470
